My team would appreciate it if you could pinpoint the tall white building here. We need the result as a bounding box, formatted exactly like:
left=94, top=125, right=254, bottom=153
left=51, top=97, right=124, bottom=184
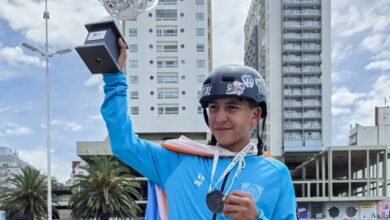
left=0, top=146, right=30, bottom=188
left=124, top=0, right=212, bottom=140
left=244, top=0, right=331, bottom=161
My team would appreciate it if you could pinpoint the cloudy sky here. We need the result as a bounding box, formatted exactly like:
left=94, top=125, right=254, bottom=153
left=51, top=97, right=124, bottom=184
left=0, top=0, right=389, bottom=183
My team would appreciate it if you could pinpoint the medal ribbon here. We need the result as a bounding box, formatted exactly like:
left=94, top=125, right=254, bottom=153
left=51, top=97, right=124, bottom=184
left=208, top=142, right=254, bottom=193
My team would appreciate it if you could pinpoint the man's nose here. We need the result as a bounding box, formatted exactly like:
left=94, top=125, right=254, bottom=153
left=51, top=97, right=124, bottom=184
left=215, top=109, right=228, bottom=123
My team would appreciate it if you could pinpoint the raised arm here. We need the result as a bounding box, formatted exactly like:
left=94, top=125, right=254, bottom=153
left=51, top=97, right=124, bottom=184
left=100, top=38, right=182, bottom=188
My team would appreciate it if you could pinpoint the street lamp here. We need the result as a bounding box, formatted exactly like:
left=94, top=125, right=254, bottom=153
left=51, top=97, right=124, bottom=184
left=21, top=0, right=71, bottom=219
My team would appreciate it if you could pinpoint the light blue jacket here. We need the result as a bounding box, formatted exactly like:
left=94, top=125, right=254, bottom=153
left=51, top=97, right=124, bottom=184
left=101, top=72, right=297, bottom=220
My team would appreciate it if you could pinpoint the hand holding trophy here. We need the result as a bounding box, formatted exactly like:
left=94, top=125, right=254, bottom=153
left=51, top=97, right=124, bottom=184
left=76, top=0, right=158, bottom=74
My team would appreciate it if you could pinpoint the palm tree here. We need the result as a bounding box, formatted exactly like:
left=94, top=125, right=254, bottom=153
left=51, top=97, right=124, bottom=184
left=0, top=166, right=58, bottom=220
left=69, top=156, right=141, bottom=219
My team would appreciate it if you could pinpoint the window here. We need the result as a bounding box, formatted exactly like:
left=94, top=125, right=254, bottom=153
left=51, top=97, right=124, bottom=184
left=197, top=59, right=205, bottom=68
left=130, top=107, right=139, bottom=115
left=196, top=44, right=205, bottom=52
left=156, top=9, right=177, bottom=21
left=156, top=25, right=178, bottom=36
left=129, top=44, right=138, bottom=52
left=159, top=0, right=177, bottom=4
left=197, top=74, right=205, bottom=83
left=198, top=106, right=203, bottom=114
left=158, top=105, right=179, bottom=114
left=129, top=28, right=137, bottom=37
left=196, top=28, right=205, bottom=36
left=157, top=41, right=178, bottom=52
left=157, top=89, right=179, bottom=99
left=166, top=106, right=179, bottom=114
left=130, top=91, right=139, bottom=99
left=157, top=57, right=179, bottom=68
left=129, top=60, right=138, bottom=68
left=196, top=12, right=204, bottom=21
left=196, top=0, right=204, bottom=5
left=129, top=75, right=139, bottom=84
left=157, top=72, right=179, bottom=83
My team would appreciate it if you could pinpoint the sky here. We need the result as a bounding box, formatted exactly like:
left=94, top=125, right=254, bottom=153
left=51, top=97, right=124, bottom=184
left=0, top=0, right=389, bottom=183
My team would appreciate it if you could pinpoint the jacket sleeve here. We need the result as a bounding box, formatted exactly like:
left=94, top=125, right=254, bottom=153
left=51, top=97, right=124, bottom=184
left=100, top=72, right=183, bottom=188
left=270, top=165, right=297, bottom=220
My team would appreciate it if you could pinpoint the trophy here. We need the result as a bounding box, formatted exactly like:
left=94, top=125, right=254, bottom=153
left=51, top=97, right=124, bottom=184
left=76, top=0, right=158, bottom=74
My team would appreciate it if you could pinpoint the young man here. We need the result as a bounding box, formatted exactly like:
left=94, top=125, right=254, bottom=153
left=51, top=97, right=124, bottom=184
left=101, top=39, right=297, bottom=219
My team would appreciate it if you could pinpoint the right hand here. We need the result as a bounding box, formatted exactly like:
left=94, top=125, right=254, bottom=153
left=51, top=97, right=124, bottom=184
left=118, top=38, right=127, bottom=70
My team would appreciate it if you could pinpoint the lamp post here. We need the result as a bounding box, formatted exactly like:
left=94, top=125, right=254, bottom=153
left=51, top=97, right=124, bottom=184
left=21, top=1, right=71, bottom=219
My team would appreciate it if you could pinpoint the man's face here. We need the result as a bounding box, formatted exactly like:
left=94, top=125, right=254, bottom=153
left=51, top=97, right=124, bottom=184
left=208, top=97, right=261, bottom=152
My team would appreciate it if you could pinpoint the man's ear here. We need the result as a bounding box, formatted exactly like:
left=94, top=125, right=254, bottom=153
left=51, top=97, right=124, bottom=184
left=250, top=107, right=261, bottom=126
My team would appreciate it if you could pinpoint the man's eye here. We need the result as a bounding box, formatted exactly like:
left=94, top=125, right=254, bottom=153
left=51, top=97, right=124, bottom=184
left=227, top=105, right=239, bottom=110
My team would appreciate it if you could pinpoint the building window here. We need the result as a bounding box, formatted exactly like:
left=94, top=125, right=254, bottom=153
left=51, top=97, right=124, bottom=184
left=130, top=107, right=139, bottom=115
left=158, top=89, right=179, bottom=99
left=196, top=28, right=205, bottom=36
left=196, top=12, right=204, bottom=21
left=196, top=59, right=205, bottom=68
left=196, top=44, right=205, bottom=52
left=197, top=74, right=205, bottom=83
left=129, top=44, right=138, bottom=52
left=156, top=9, right=177, bottom=21
left=198, top=106, right=203, bottom=114
left=196, top=0, right=204, bottom=5
left=157, top=41, right=178, bottom=52
left=159, top=0, right=177, bottom=4
left=129, top=60, right=138, bottom=68
left=158, top=105, right=179, bottom=115
left=157, top=72, right=179, bottom=83
left=157, top=57, right=179, bottom=68
left=129, top=28, right=137, bottom=37
left=156, top=25, right=178, bottom=36
left=130, top=91, right=139, bottom=99
left=129, top=75, right=139, bottom=84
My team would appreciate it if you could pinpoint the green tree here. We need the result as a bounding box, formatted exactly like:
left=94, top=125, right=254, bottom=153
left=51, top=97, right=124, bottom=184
left=69, top=156, right=141, bottom=220
left=0, top=166, right=58, bottom=220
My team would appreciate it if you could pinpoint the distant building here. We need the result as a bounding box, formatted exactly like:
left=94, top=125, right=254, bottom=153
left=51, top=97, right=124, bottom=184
left=0, top=146, right=30, bottom=189
left=349, top=106, right=390, bottom=146
left=244, top=0, right=331, bottom=162
left=124, top=0, right=213, bottom=141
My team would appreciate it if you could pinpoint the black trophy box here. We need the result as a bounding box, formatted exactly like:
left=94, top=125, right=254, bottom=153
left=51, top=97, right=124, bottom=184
left=75, top=20, right=128, bottom=74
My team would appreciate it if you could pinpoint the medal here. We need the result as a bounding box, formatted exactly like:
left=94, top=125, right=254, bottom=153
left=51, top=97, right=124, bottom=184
left=206, top=142, right=255, bottom=214
left=206, top=190, right=224, bottom=213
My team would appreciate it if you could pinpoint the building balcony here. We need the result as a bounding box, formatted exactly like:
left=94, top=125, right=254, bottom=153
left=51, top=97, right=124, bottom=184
left=283, top=79, right=321, bottom=86
left=283, top=55, right=322, bottom=63
left=285, top=112, right=303, bottom=118
left=283, top=33, right=322, bottom=42
left=302, top=124, right=322, bottom=129
left=302, top=112, right=321, bottom=118
left=282, top=0, right=321, bottom=5
left=283, top=21, right=321, bottom=29
left=302, top=101, right=321, bottom=106
left=284, top=89, right=321, bottom=96
left=284, top=135, right=303, bottom=140
left=285, top=123, right=303, bottom=129
left=283, top=10, right=321, bottom=17
left=284, top=101, right=302, bottom=107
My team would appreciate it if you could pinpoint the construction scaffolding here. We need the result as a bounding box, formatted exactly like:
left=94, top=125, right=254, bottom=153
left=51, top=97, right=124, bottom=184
left=292, top=145, right=390, bottom=202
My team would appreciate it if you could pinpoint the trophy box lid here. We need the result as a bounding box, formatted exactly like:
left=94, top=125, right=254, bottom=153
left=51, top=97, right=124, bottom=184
left=84, top=19, right=128, bottom=48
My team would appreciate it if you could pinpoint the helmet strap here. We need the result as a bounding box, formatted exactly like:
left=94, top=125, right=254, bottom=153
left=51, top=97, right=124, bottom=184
left=257, top=116, right=266, bottom=156
left=203, top=108, right=218, bottom=146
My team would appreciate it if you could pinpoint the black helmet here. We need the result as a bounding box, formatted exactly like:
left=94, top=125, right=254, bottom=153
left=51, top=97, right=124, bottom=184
left=199, top=64, right=267, bottom=118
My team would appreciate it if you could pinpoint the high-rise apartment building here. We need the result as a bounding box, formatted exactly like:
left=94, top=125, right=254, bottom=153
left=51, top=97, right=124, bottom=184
left=124, top=0, right=212, bottom=140
left=244, top=0, right=331, bottom=160
left=0, top=146, right=30, bottom=188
